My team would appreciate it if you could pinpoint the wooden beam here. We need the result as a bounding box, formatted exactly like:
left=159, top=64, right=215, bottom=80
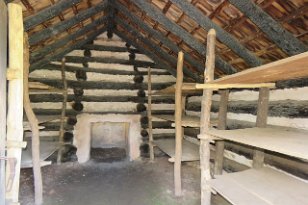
left=24, top=0, right=80, bottom=31
left=81, top=44, right=140, bottom=53
left=113, top=1, right=205, bottom=73
left=30, top=16, right=108, bottom=63
left=229, top=0, right=307, bottom=55
left=170, top=0, right=262, bottom=67
left=64, top=56, right=156, bottom=68
left=147, top=67, right=154, bottom=161
left=28, top=0, right=108, bottom=46
left=29, top=27, right=107, bottom=71
left=116, top=18, right=201, bottom=82
left=198, top=29, right=216, bottom=205
left=132, top=0, right=237, bottom=75
left=6, top=3, right=23, bottom=203
left=106, top=0, right=115, bottom=38
left=0, top=1, right=7, bottom=204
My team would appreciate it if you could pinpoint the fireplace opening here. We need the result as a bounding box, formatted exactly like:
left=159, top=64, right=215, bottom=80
left=90, top=122, right=128, bottom=162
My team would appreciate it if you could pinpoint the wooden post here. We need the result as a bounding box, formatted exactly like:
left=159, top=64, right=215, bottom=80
left=57, top=58, right=67, bottom=164
left=147, top=67, right=154, bottom=161
left=23, top=33, right=43, bottom=205
left=0, top=1, right=7, bottom=204
left=214, top=90, right=229, bottom=175
left=174, top=51, right=184, bottom=196
left=199, top=29, right=216, bottom=205
left=5, top=3, right=24, bottom=204
left=253, top=87, right=269, bottom=168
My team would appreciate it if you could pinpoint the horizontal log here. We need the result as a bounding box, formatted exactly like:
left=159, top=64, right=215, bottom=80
left=81, top=44, right=141, bottom=54
left=24, top=0, right=81, bottom=31
left=30, top=94, right=175, bottom=104
left=276, top=78, right=308, bottom=89
left=35, top=64, right=170, bottom=75
left=186, top=100, right=308, bottom=118
left=64, top=56, right=158, bottom=68
left=33, top=109, right=173, bottom=116
left=29, top=78, right=173, bottom=90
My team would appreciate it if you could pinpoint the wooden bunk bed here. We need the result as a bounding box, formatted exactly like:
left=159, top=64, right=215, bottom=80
left=148, top=28, right=308, bottom=204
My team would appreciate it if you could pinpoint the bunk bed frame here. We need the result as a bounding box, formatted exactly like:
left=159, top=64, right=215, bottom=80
left=148, top=28, right=308, bottom=204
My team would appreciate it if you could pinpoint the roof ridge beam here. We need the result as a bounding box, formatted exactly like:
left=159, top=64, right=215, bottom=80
left=169, top=0, right=262, bottom=67
left=113, top=1, right=204, bottom=73
left=228, top=0, right=307, bottom=55
left=30, top=15, right=108, bottom=63
left=30, top=27, right=107, bottom=71
left=24, top=0, right=81, bottom=31
left=116, top=18, right=202, bottom=82
left=132, top=0, right=237, bottom=75
left=29, top=0, right=108, bottom=46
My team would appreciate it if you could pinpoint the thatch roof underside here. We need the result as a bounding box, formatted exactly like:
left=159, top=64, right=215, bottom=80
left=6, top=0, right=308, bottom=81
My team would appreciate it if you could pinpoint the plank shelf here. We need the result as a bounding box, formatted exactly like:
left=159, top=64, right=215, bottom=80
left=210, top=167, right=308, bottom=205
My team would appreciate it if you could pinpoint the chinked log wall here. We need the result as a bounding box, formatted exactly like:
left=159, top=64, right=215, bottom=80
left=185, top=82, right=308, bottom=179
left=28, top=33, right=177, bottom=156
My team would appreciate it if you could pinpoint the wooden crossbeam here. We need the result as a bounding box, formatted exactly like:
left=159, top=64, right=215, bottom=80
left=113, top=1, right=205, bottom=73
left=132, top=0, right=237, bottom=75
left=81, top=44, right=140, bottom=53
left=116, top=17, right=201, bottom=82
left=30, top=27, right=107, bottom=71
left=24, top=0, right=80, bottom=31
left=30, top=16, right=108, bottom=63
left=170, top=0, right=262, bottom=67
left=229, top=0, right=307, bottom=55
left=28, top=0, right=108, bottom=46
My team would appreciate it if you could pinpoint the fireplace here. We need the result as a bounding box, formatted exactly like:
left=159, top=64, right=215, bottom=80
left=73, top=114, right=142, bottom=163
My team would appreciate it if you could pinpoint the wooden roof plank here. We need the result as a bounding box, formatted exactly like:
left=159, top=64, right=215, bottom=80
left=229, top=0, right=308, bottom=56
left=24, top=0, right=81, bottom=31
left=28, top=0, right=108, bottom=46
left=132, top=0, right=237, bottom=75
left=170, top=0, right=263, bottom=67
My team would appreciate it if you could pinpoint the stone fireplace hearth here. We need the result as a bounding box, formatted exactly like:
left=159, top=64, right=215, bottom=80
left=73, top=114, right=142, bottom=163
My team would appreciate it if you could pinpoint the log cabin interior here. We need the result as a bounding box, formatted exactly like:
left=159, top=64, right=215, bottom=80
left=0, top=0, right=308, bottom=205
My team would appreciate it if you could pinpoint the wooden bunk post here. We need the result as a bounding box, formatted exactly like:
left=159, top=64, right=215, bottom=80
left=199, top=29, right=216, bottom=205
left=5, top=3, right=24, bottom=204
left=147, top=67, right=154, bottom=161
left=214, top=90, right=229, bottom=175
left=57, top=58, right=67, bottom=164
left=174, top=51, right=184, bottom=196
left=23, top=33, right=43, bottom=205
left=253, top=87, right=270, bottom=168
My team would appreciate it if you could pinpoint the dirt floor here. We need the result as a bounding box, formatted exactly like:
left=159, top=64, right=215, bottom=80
left=20, top=157, right=229, bottom=205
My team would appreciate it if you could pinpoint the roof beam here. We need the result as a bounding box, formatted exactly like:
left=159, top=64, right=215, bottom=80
left=81, top=44, right=140, bottom=54
left=228, top=0, right=307, bottom=55
left=29, top=0, right=108, bottom=46
left=132, top=0, right=237, bottom=75
left=113, top=1, right=204, bottom=73
left=169, top=0, right=262, bottom=67
left=30, top=16, right=108, bottom=63
left=30, top=26, right=107, bottom=71
left=116, top=18, right=202, bottom=82
left=24, top=0, right=81, bottom=31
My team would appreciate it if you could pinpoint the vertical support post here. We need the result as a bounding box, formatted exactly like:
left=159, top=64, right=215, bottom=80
left=214, top=90, right=229, bottom=175
left=174, top=51, right=184, bottom=196
left=23, top=33, right=43, bottom=205
left=6, top=3, right=24, bottom=204
left=57, top=58, right=67, bottom=164
left=253, top=87, right=270, bottom=168
left=199, top=29, right=216, bottom=205
left=147, top=67, right=154, bottom=161
left=0, top=1, right=7, bottom=204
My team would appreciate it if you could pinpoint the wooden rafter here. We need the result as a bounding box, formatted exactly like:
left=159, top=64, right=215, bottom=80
left=131, top=0, right=237, bottom=75
left=170, top=0, right=263, bottom=67
left=28, top=0, right=108, bottom=46
left=24, top=0, right=80, bottom=31
left=113, top=1, right=205, bottom=73
left=228, top=0, right=307, bottom=55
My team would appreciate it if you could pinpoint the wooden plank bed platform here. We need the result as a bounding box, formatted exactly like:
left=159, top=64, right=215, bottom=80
left=210, top=167, right=308, bottom=205
left=207, top=127, right=308, bottom=160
